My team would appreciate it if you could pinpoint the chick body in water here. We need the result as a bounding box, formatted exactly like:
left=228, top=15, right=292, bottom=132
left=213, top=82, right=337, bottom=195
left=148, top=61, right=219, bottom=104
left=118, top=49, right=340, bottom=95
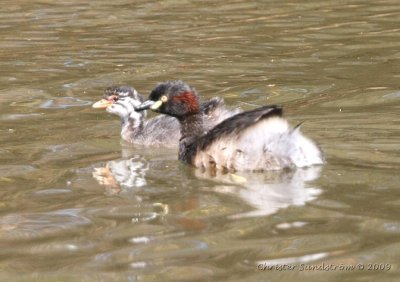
left=93, top=86, right=240, bottom=147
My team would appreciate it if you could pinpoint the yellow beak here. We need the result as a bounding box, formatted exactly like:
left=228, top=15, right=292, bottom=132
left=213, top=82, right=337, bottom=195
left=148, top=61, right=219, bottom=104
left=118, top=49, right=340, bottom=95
left=92, top=99, right=113, bottom=109
left=150, top=100, right=163, bottom=110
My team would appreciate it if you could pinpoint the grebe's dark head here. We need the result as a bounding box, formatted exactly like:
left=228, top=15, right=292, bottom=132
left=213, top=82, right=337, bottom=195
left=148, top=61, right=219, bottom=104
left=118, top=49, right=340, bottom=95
left=135, top=80, right=200, bottom=118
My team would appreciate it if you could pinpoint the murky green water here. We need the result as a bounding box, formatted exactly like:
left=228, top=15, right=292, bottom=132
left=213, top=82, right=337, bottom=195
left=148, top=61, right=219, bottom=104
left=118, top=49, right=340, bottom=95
left=1, top=1, right=399, bottom=281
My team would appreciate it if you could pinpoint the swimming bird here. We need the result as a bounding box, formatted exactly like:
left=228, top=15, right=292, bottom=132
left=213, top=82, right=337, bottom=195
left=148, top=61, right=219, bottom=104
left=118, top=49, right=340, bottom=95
left=93, top=85, right=239, bottom=147
left=135, top=80, right=324, bottom=171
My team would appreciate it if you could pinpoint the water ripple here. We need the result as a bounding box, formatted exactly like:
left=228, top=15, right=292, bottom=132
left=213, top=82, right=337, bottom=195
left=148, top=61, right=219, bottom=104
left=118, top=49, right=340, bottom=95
left=0, top=209, right=92, bottom=241
left=40, top=97, right=92, bottom=109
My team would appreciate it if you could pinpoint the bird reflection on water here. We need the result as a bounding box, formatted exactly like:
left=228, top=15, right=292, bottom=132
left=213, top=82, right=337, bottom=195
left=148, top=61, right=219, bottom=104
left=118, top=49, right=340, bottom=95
left=92, top=149, right=322, bottom=218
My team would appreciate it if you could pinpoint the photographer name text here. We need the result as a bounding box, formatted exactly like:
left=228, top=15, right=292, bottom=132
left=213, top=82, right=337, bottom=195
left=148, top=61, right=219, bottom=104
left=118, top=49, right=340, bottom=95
left=257, top=262, right=392, bottom=271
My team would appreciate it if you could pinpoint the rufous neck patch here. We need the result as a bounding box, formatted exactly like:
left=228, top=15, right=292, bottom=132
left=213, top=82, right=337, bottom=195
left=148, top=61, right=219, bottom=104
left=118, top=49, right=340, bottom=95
left=172, top=91, right=200, bottom=113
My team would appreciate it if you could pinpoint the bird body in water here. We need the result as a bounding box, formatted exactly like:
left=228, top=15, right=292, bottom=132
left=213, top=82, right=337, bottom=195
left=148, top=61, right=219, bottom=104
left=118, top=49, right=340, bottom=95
left=135, top=80, right=324, bottom=171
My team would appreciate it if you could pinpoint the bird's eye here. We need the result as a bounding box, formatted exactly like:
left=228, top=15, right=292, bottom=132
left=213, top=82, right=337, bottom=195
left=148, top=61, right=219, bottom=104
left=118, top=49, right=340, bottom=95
left=161, top=95, right=168, bottom=102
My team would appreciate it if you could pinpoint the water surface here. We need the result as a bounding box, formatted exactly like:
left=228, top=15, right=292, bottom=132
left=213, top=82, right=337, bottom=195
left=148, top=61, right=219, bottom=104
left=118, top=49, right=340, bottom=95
left=1, top=1, right=399, bottom=281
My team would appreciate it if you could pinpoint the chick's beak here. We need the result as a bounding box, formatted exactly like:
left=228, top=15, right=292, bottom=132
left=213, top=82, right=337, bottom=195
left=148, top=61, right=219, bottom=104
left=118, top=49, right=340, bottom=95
left=135, top=100, right=162, bottom=111
left=92, top=99, right=113, bottom=109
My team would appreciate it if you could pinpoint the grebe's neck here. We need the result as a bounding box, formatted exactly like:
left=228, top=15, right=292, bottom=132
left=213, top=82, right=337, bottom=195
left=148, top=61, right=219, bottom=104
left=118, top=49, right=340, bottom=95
left=178, top=113, right=205, bottom=164
left=178, top=113, right=205, bottom=139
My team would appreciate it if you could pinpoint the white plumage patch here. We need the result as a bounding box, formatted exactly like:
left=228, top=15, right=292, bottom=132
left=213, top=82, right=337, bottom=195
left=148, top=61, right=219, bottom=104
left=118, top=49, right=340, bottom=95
left=194, top=117, right=324, bottom=171
left=107, top=97, right=146, bottom=121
